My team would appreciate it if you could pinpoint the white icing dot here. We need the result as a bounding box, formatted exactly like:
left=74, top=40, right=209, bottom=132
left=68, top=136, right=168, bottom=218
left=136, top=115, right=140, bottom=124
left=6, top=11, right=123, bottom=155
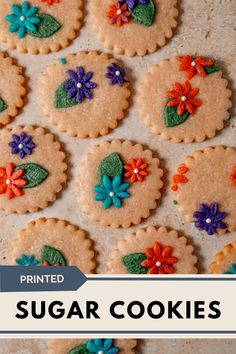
left=206, top=218, right=211, bottom=224
left=20, top=16, right=25, bottom=21
left=115, top=70, right=121, bottom=76
left=6, top=179, right=11, bottom=185
left=98, top=351, right=104, bottom=354
left=109, top=192, right=115, bottom=197
left=18, top=144, right=23, bottom=149
left=156, top=261, right=161, bottom=267
left=133, top=168, right=139, bottom=174
left=191, top=61, right=196, bottom=67
left=77, top=82, right=82, bottom=89
left=181, top=96, right=187, bottom=102
left=117, top=9, right=122, bottom=15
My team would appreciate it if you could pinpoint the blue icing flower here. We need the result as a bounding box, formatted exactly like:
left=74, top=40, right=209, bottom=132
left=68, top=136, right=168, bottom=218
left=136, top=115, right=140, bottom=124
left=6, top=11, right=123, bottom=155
left=5, top=2, right=41, bottom=39
left=224, top=264, right=236, bottom=274
left=119, top=0, right=149, bottom=10
left=62, top=66, right=97, bottom=104
left=193, top=202, right=226, bottom=236
left=105, top=63, right=129, bottom=87
left=9, top=132, right=35, bottom=159
left=94, top=175, right=129, bottom=209
left=16, top=254, right=38, bottom=266
left=86, top=339, right=119, bottom=354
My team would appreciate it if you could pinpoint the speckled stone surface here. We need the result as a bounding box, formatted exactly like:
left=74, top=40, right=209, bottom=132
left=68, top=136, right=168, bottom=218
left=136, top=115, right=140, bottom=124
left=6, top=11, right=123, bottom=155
left=0, top=0, right=236, bottom=352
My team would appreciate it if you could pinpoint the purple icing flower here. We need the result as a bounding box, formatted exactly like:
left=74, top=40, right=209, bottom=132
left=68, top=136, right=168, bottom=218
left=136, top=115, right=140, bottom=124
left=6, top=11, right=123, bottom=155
left=105, top=63, right=129, bottom=87
left=119, top=0, right=149, bottom=10
left=9, top=132, right=35, bottom=159
left=193, top=202, right=226, bottom=236
left=62, top=67, right=97, bottom=104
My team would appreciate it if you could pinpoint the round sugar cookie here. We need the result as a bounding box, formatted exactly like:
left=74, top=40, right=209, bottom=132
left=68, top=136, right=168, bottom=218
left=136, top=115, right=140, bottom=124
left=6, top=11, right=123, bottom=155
left=107, top=226, right=198, bottom=274
left=0, top=0, right=83, bottom=54
left=0, top=51, right=26, bottom=128
left=89, top=0, right=178, bottom=56
left=210, top=241, right=236, bottom=274
left=0, top=125, right=67, bottom=214
left=9, top=218, right=96, bottom=272
left=137, top=55, right=232, bottom=143
left=48, top=339, right=137, bottom=354
left=39, top=51, right=131, bottom=138
left=77, top=140, right=164, bottom=228
left=171, top=146, right=236, bottom=235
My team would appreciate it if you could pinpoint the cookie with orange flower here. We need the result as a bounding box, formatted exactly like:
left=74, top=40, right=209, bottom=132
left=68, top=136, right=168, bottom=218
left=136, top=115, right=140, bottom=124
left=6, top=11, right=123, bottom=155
left=107, top=226, right=198, bottom=274
left=8, top=218, right=96, bottom=273
left=137, top=56, right=232, bottom=143
left=77, top=140, right=163, bottom=228
left=90, top=0, right=178, bottom=56
left=0, top=0, right=83, bottom=54
left=0, top=125, right=67, bottom=214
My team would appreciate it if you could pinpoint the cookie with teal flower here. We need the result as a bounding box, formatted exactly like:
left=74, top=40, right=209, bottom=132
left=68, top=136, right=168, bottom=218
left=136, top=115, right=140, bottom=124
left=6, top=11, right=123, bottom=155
left=39, top=51, right=131, bottom=137
left=0, top=51, right=26, bottom=128
left=47, top=338, right=137, bottom=354
left=77, top=140, right=163, bottom=228
left=0, top=125, right=67, bottom=214
left=0, top=0, right=83, bottom=54
left=9, top=218, right=96, bottom=273
left=210, top=241, right=236, bottom=274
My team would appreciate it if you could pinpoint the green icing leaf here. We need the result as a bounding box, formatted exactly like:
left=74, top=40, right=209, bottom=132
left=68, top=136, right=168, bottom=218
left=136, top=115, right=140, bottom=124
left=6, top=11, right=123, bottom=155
left=14, top=163, right=49, bottom=189
left=0, top=97, right=7, bottom=112
left=98, top=153, right=123, bottom=184
left=122, top=253, right=148, bottom=274
left=205, top=63, right=219, bottom=75
left=130, top=0, right=155, bottom=27
left=164, top=100, right=189, bottom=128
left=40, top=245, right=67, bottom=266
left=55, top=80, right=78, bottom=109
left=27, top=13, right=61, bottom=38
left=68, top=345, right=89, bottom=354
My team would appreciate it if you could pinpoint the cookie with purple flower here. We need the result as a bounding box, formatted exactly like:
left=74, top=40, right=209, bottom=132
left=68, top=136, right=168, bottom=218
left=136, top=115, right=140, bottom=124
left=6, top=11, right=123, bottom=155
left=9, top=132, right=35, bottom=159
left=171, top=146, right=236, bottom=235
left=39, top=51, right=131, bottom=138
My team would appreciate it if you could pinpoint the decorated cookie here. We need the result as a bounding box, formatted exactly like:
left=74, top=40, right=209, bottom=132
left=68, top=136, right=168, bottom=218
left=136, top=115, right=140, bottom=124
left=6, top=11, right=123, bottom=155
left=171, top=145, right=236, bottom=235
left=47, top=339, right=137, bottom=354
left=137, top=55, right=232, bottom=142
left=210, top=241, right=236, bottom=274
left=9, top=218, right=96, bottom=272
left=0, top=51, right=26, bottom=128
left=77, top=140, right=163, bottom=228
left=89, top=0, right=178, bottom=56
left=0, top=0, right=83, bottom=54
left=107, top=226, right=198, bottom=274
left=0, top=125, right=67, bottom=214
left=39, top=51, right=130, bottom=138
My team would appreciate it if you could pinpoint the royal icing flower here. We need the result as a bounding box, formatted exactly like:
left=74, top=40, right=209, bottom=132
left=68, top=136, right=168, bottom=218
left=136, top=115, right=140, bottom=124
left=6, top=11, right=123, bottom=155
left=0, top=163, right=28, bottom=200
left=167, top=81, right=202, bottom=116
left=86, top=338, right=119, bottom=354
left=106, top=2, right=131, bottom=27
left=119, top=0, right=149, bottom=9
left=62, top=67, right=97, bottom=104
left=16, top=255, right=38, bottom=266
left=193, top=202, right=226, bottom=236
left=94, top=175, right=129, bottom=209
left=105, top=63, right=129, bottom=86
left=177, top=55, right=214, bottom=80
left=41, top=0, right=60, bottom=5
left=9, top=132, right=35, bottom=159
left=224, top=264, right=236, bottom=274
left=141, top=242, right=177, bottom=274
left=42, top=260, right=62, bottom=266
left=124, top=158, right=148, bottom=183
left=230, top=166, right=236, bottom=186
left=171, top=164, right=189, bottom=191
left=5, top=2, right=41, bottom=39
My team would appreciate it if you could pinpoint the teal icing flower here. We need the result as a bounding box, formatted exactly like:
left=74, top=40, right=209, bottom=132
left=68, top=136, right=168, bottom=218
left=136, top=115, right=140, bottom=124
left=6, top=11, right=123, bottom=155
left=94, top=175, right=129, bottom=209
left=86, top=339, right=119, bottom=354
left=5, top=2, right=41, bottom=39
left=16, top=254, right=38, bottom=266
left=224, top=264, right=236, bottom=274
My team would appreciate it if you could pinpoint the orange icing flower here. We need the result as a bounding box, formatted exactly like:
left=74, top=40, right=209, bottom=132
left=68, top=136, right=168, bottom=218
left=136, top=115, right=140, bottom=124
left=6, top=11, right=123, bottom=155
left=106, top=2, right=131, bottom=27
left=230, top=166, right=236, bottom=186
left=177, top=55, right=214, bottom=80
left=43, top=261, right=62, bottom=266
left=41, top=0, right=60, bottom=5
left=141, top=242, right=177, bottom=274
left=167, top=81, right=202, bottom=116
left=124, top=158, right=148, bottom=183
left=0, top=162, right=27, bottom=200
left=171, top=164, right=189, bottom=192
